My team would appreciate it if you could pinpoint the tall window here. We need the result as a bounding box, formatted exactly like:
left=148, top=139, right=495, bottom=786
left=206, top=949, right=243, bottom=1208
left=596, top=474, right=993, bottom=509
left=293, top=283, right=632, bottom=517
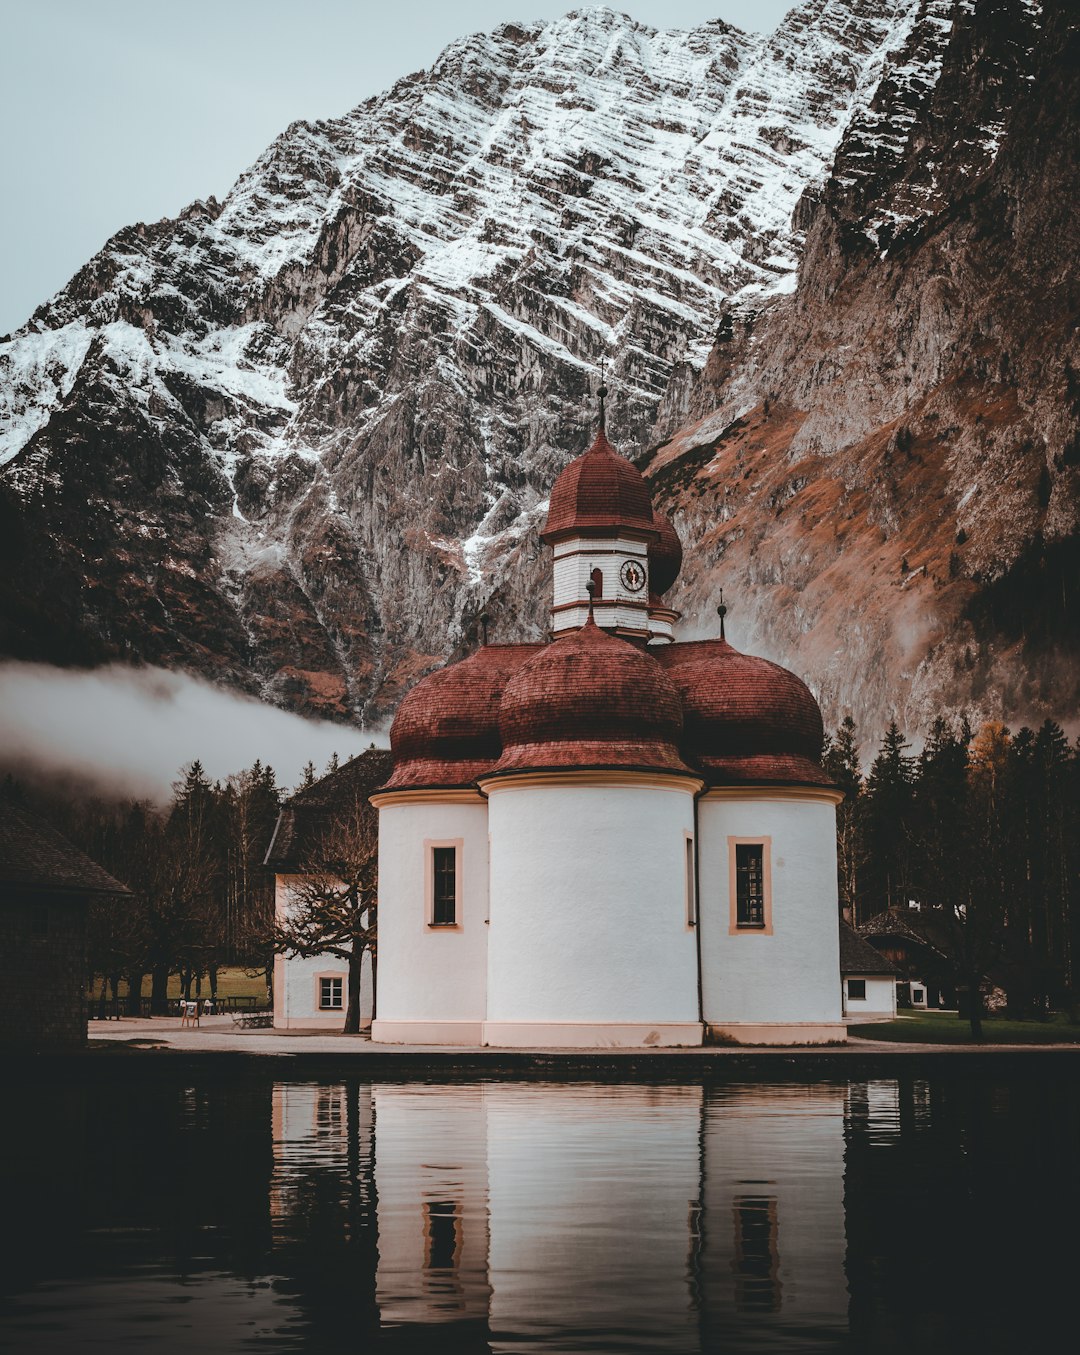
left=735, top=843, right=765, bottom=928
left=319, top=976, right=343, bottom=1010
left=432, top=846, right=457, bottom=926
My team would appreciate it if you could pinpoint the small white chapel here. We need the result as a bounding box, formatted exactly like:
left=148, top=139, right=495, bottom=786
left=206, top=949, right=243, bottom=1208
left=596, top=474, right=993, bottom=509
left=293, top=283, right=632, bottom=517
left=364, top=392, right=845, bottom=1046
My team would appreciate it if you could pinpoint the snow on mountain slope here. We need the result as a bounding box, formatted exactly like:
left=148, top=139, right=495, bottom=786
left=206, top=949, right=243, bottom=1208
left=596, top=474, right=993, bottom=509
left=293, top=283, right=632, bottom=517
left=648, top=0, right=1078, bottom=740
left=2, top=1, right=929, bottom=722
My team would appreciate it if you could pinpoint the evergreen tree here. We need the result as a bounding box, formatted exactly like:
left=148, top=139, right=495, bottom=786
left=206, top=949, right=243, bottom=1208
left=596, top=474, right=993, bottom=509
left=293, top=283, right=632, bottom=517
left=859, top=721, right=915, bottom=918
left=824, top=716, right=863, bottom=923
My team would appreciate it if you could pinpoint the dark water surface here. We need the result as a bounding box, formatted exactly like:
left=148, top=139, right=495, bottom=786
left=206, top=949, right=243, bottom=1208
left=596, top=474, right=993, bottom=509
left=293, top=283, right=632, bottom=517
left=1, top=1070, right=1077, bottom=1352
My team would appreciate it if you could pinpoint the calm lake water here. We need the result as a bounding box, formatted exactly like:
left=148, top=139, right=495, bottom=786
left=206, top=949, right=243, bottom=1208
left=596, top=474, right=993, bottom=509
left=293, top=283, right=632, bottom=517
left=1, top=1069, right=1077, bottom=1352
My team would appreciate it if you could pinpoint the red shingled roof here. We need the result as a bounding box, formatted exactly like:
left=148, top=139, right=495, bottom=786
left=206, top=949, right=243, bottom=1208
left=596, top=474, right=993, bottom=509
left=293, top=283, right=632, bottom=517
left=657, top=639, right=832, bottom=788
left=541, top=428, right=659, bottom=542
left=380, top=633, right=833, bottom=792
left=384, top=643, right=543, bottom=791
left=487, top=619, right=695, bottom=778
left=648, top=509, right=683, bottom=596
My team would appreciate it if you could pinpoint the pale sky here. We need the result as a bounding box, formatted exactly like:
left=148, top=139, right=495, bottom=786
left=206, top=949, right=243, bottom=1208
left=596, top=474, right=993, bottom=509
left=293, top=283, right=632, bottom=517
left=0, top=0, right=794, bottom=336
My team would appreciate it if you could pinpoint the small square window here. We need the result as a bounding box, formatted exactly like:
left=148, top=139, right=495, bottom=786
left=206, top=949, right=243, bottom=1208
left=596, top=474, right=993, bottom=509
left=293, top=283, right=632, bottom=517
left=319, top=977, right=343, bottom=1010
left=847, top=979, right=867, bottom=1001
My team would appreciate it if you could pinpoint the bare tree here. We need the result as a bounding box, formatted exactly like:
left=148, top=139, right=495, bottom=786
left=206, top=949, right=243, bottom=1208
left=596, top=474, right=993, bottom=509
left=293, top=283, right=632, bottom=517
left=272, top=791, right=378, bottom=1034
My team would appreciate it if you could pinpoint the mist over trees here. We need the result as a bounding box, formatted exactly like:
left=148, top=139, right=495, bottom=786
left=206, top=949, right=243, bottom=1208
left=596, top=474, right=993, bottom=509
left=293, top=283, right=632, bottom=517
left=825, top=716, right=1080, bottom=1024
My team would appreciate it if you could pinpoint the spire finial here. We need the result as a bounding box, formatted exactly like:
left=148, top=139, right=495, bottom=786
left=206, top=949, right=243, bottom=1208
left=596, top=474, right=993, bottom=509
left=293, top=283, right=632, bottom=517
left=717, top=589, right=727, bottom=641
left=597, top=358, right=608, bottom=433
left=479, top=612, right=490, bottom=646
left=586, top=577, right=596, bottom=621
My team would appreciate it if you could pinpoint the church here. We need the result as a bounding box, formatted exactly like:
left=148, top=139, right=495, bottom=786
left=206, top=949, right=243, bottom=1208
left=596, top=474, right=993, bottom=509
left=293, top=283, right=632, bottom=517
left=367, top=393, right=845, bottom=1047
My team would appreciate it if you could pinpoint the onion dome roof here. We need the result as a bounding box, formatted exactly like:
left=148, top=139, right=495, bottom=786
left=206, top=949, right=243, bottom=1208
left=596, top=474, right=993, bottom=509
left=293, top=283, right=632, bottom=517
left=657, top=639, right=832, bottom=788
left=541, top=428, right=659, bottom=543
left=384, top=643, right=543, bottom=791
left=487, top=619, right=695, bottom=779
left=648, top=510, right=682, bottom=596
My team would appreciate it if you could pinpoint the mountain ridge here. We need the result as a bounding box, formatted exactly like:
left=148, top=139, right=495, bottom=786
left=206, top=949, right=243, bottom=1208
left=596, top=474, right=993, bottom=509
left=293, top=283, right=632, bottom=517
left=2, top=0, right=1075, bottom=740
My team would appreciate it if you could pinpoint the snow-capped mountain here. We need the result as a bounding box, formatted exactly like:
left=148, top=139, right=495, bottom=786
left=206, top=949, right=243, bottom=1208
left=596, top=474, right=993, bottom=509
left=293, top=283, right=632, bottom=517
left=647, top=0, right=1078, bottom=738
left=1, top=0, right=1075, bottom=738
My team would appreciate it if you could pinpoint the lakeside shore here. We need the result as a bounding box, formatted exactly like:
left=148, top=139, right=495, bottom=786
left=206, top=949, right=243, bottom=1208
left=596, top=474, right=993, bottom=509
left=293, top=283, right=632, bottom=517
left=8, top=1015, right=1069, bottom=1078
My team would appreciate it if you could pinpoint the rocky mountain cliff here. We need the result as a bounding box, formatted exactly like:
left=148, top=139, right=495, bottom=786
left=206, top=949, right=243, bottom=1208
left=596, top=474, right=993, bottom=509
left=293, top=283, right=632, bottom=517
left=648, top=0, right=1079, bottom=738
left=1, top=0, right=1075, bottom=740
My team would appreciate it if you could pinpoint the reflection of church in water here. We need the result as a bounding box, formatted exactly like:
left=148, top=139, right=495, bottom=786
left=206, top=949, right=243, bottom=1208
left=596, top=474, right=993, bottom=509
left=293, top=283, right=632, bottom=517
left=271, top=1081, right=860, bottom=1348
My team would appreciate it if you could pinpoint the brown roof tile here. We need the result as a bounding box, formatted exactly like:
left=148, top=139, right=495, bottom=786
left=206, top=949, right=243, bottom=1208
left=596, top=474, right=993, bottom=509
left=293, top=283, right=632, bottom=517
left=264, top=747, right=393, bottom=870
left=0, top=802, right=131, bottom=898
left=541, top=429, right=659, bottom=542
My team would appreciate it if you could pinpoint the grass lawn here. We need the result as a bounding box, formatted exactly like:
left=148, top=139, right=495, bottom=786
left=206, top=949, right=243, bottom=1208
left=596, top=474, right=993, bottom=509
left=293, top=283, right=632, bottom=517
left=850, top=1011, right=1080, bottom=1044
left=93, top=967, right=270, bottom=1002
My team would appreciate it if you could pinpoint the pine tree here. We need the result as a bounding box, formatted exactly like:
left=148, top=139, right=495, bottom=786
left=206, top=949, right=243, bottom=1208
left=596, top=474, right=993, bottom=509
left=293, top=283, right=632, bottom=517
left=859, top=721, right=915, bottom=918
left=824, top=716, right=863, bottom=923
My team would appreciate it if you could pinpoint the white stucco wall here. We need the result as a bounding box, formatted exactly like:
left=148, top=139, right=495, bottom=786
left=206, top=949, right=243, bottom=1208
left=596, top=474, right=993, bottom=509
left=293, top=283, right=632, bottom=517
left=372, top=798, right=489, bottom=1040
left=842, top=974, right=897, bottom=1018
left=273, top=875, right=373, bottom=1029
left=484, top=779, right=700, bottom=1035
left=697, top=796, right=842, bottom=1031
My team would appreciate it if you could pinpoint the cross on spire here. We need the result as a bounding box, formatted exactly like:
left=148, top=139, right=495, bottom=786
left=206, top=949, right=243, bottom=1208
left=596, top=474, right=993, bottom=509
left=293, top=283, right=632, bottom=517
left=598, top=358, right=608, bottom=432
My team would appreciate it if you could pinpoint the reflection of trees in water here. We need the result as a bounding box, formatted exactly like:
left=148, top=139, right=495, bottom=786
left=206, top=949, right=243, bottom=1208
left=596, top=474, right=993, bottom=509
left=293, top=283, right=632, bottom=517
left=842, top=1073, right=1080, bottom=1352
left=3, top=1072, right=275, bottom=1294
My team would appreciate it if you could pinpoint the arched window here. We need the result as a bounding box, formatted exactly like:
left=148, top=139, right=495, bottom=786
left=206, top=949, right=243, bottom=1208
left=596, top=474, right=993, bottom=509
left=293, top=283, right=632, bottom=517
left=590, top=566, right=604, bottom=599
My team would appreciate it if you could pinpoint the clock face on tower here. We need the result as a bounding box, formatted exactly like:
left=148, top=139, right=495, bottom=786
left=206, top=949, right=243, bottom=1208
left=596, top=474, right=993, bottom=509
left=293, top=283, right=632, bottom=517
left=619, top=558, right=646, bottom=593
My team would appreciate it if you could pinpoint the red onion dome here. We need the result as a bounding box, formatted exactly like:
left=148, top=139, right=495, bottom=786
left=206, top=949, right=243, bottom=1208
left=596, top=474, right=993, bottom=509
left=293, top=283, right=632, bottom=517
left=487, top=620, right=695, bottom=778
left=657, top=639, right=833, bottom=788
left=648, top=510, right=683, bottom=596
left=384, top=643, right=542, bottom=791
left=541, top=428, right=660, bottom=543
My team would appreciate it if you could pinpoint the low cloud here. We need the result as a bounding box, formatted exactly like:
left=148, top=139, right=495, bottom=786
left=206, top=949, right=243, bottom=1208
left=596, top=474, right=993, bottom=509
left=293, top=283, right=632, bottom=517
left=0, top=661, right=385, bottom=802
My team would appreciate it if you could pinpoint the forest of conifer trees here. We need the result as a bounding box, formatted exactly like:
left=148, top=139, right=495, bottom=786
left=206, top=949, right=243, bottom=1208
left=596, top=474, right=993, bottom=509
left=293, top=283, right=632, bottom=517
left=2, top=756, right=333, bottom=1012
left=826, top=716, right=1080, bottom=1019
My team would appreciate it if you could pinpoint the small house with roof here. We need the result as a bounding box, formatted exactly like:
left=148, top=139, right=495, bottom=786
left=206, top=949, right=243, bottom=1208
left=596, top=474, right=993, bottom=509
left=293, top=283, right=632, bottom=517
left=839, top=922, right=898, bottom=1020
left=265, top=749, right=392, bottom=1028
left=364, top=397, right=845, bottom=1046
left=0, top=801, right=130, bottom=1050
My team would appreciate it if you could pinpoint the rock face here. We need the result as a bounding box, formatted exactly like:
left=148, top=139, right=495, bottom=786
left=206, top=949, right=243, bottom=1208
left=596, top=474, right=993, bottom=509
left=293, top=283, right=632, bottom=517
left=648, top=0, right=1079, bottom=738
left=1, top=0, right=1076, bottom=739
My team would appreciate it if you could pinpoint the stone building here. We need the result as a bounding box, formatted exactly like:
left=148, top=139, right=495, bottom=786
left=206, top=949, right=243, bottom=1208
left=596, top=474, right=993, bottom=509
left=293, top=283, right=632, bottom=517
left=0, top=801, right=129, bottom=1050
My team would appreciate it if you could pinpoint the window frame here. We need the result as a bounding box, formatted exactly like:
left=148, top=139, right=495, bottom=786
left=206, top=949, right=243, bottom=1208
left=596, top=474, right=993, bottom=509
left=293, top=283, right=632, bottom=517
left=684, top=830, right=697, bottom=927
left=317, top=973, right=344, bottom=1010
left=424, top=838, right=463, bottom=929
left=728, top=836, right=773, bottom=935
left=847, top=978, right=867, bottom=1002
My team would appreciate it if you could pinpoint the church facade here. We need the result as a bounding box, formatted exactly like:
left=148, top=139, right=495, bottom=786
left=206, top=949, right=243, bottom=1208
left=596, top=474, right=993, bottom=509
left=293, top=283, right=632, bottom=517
left=370, top=403, right=845, bottom=1047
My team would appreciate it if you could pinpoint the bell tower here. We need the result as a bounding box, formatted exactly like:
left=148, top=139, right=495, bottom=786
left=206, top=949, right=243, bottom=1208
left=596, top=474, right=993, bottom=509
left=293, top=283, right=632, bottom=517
left=541, top=384, right=660, bottom=642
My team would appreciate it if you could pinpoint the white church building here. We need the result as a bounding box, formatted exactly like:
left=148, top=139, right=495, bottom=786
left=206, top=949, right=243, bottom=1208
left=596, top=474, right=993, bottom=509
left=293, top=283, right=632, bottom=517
left=363, top=399, right=845, bottom=1046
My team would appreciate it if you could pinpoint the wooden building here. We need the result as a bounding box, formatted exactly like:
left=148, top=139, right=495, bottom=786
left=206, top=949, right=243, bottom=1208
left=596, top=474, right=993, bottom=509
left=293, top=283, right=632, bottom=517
left=0, top=801, right=130, bottom=1050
